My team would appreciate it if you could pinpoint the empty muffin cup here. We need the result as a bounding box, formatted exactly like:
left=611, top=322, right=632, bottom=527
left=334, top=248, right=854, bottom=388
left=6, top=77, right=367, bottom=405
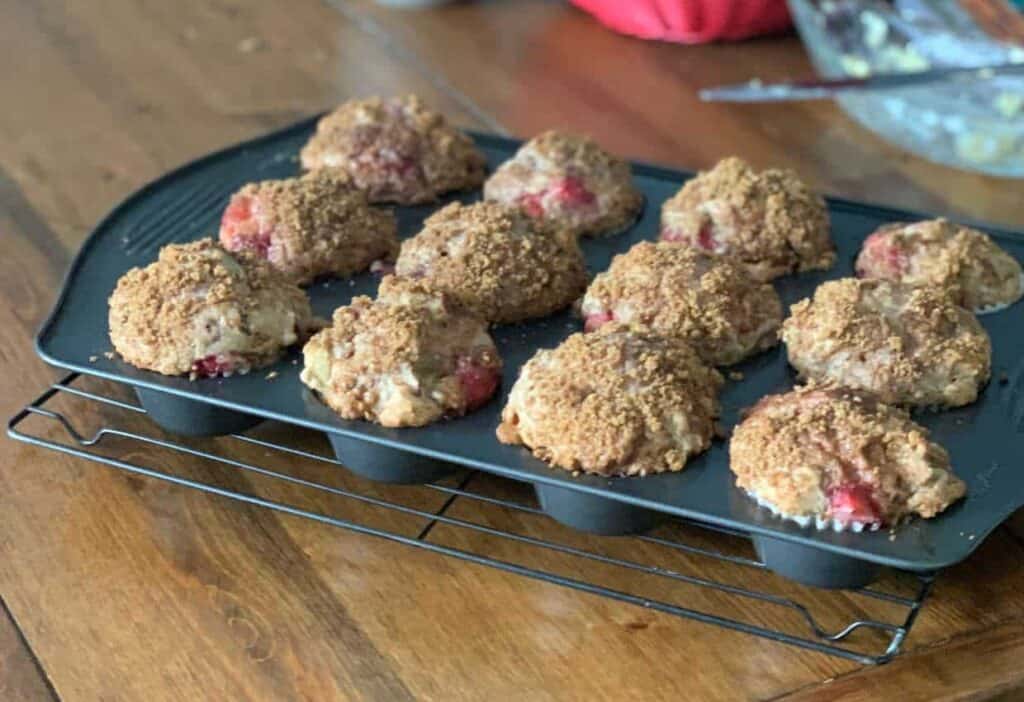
left=752, top=534, right=880, bottom=589
left=135, top=387, right=263, bottom=437
left=535, top=482, right=661, bottom=535
left=326, top=431, right=457, bottom=484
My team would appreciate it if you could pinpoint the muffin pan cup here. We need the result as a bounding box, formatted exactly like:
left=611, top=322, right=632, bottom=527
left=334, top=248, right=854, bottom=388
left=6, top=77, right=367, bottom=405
left=135, top=387, right=263, bottom=437
left=752, top=535, right=881, bottom=589
left=326, top=431, right=458, bottom=484
left=534, top=482, right=661, bottom=535
left=33, top=116, right=1024, bottom=586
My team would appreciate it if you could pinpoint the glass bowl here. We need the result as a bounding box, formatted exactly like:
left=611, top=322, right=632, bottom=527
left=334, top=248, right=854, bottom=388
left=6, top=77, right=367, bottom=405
left=788, top=0, right=1024, bottom=177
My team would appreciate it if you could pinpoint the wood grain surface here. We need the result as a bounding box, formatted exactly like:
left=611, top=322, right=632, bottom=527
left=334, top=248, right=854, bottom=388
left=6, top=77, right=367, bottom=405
left=2, top=1, right=1023, bottom=700
left=0, top=599, right=57, bottom=702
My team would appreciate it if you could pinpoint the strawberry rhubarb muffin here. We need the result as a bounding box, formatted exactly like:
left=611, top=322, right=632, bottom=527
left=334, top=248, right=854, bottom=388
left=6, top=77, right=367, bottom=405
left=782, top=278, right=991, bottom=408
left=109, top=239, right=315, bottom=379
left=731, top=385, right=966, bottom=531
left=580, top=241, right=782, bottom=366
left=219, top=170, right=398, bottom=285
left=855, top=218, right=1023, bottom=313
left=496, top=325, right=723, bottom=477
left=299, top=94, right=486, bottom=204
left=660, top=157, right=834, bottom=281
left=394, top=201, right=588, bottom=324
left=300, top=276, right=502, bottom=428
left=483, top=130, right=643, bottom=237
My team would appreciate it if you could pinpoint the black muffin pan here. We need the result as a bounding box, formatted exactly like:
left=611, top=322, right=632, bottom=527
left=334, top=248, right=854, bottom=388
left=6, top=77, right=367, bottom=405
left=36, top=115, right=1024, bottom=588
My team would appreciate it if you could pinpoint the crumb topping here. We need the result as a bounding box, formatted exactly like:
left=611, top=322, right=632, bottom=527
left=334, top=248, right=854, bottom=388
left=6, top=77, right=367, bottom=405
left=580, top=241, right=782, bottom=365
left=497, top=325, right=723, bottom=476
left=300, top=275, right=501, bottom=427
left=108, top=238, right=314, bottom=377
left=395, top=201, right=588, bottom=324
left=731, top=384, right=966, bottom=524
left=660, top=157, right=834, bottom=281
left=782, top=278, right=991, bottom=407
left=484, top=130, right=643, bottom=237
left=221, top=170, right=398, bottom=284
left=299, top=94, right=486, bottom=204
left=856, top=218, right=1023, bottom=311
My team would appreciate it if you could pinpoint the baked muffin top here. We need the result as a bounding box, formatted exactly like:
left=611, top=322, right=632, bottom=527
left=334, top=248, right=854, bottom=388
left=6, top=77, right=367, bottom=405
left=731, top=384, right=966, bottom=529
left=484, top=130, right=643, bottom=237
left=299, top=94, right=486, bottom=204
left=220, top=170, right=398, bottom=284
left=109, top=238, right=314, bottom=378
left=301, top=276, right=501, bottom=428
left=856, top=218, right=1023, bottom=312
left=497, top=324, right=723, bottom=476
left=580, top=241, right=782, bottom=366
left=660, top=156, right=834, bottom=281
left=395, top=201, right=588, bottom=324
left=782, top=278, right=991, bottom=408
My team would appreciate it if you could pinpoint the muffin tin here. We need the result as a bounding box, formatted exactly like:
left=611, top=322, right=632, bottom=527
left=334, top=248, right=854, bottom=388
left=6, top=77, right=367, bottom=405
left=35, top=115, right=1024, bottom=588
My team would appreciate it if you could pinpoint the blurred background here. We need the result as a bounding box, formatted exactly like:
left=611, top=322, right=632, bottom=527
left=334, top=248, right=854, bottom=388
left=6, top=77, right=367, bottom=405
left=517, top=0, right=1024, bottom=178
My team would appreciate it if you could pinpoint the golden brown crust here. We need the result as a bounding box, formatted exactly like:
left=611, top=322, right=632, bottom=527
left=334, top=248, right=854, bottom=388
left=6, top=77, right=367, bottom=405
left=300, top=275, right=501, bottom=428
left=483, top=130, right=643, bottom=237
left=299, top=95, right=486, bottom=204
left=730, top=385, right=966, bottom=526
left=394, top=201, right=588, bottom=324
left=220, top=170, right=398, bottom=285
left=580, top=242, right=782, bottom=365
left=496, top=325, right=723, bottom=476
left=660, top=157, right=834, bottom=281
left=781, top=278, right=991, bottom=407
left=855, top=218, right=1023, bottom=312
left=108, top=239, right=315, bottom=377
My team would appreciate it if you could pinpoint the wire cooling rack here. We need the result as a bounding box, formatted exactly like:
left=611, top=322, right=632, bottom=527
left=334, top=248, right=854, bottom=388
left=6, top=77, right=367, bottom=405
left=8, top=373, right=937, bottom=665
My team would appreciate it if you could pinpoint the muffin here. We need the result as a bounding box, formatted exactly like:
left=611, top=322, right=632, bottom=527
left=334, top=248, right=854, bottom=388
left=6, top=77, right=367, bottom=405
left=731, top=385, right=966, bottom=531
left=580, top=241, right=782, bottom=366
left=109, top=239, right=315, bottom=378
left=782, top=278, right=990, bottom=408
left=855, top=218, right=1023, bottom=313
left=496, top=325, right=723, bottom=476
left=219, top=170, right=398, bottom=285
left=299, top=94, right=486, bottom=204
left=300, top=276, right=502, bottom=428
left=483, top=130, right=643, bottom=237
left=394, top=201, right=588, bottom=324
left=660, top=157, right=834, bottom=281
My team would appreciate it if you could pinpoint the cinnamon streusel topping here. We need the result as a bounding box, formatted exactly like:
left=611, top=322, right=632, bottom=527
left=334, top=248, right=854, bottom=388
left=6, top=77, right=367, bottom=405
left=395, top=201, right=588, bottom=324
left=660, top=157, right=834, bottom=281
left=497, top=325, right=722, bottom=476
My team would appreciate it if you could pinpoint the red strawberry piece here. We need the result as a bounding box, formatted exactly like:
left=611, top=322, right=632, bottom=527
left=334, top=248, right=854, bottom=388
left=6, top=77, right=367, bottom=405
left=827, top=483, right=883, bottom=526
left=584, top=310, right=614, bottom=332
left=860, top=231, right=908, bottom=276
left=455, top=356, right=500, bottom=411
left=220, top=194, right=272, bottom=258
left=696, top=223, right=718, bottom=252
left=223, top=194, right=252, bottom=224
left=518, top=192, right=546, bottom=218
left=191, top=353, right=239, bottom=379
left=552, top=175, right=595, bottom=207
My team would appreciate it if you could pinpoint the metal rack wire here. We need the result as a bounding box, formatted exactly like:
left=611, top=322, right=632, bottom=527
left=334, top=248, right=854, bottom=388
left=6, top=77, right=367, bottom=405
left=8, top=373, right=936, bottom=665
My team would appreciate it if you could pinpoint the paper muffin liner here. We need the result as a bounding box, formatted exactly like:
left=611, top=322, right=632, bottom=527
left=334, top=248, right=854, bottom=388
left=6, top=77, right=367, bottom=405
left=745, top=490, right=881, bottom=533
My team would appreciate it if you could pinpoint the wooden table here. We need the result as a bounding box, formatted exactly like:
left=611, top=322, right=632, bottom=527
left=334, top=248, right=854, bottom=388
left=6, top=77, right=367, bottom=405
left=3, top=1, right=1024, bottom=700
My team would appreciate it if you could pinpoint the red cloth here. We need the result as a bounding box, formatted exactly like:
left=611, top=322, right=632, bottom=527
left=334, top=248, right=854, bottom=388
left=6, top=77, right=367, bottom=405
left=569, top=0, right=792, bottom=43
